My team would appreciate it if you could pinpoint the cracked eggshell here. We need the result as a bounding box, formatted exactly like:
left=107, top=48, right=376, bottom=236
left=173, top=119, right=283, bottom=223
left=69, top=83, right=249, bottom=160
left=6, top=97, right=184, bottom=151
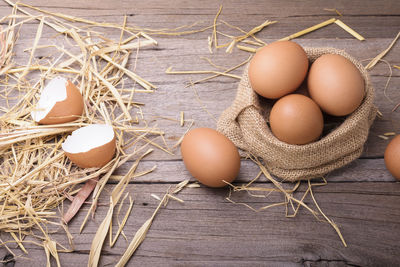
left=31, top=77, right=84, bottom=125
left=62, top=124, right=116, bottom=168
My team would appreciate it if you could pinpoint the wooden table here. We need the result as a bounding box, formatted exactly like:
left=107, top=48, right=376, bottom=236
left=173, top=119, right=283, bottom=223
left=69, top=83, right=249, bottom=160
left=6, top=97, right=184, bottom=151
left=1, top=0, right=400, bottom=266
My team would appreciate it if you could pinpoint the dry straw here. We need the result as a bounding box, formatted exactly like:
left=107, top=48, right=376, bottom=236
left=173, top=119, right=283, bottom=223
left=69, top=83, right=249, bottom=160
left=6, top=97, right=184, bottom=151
left=365, top=31, right=400, bottom=70
left=324, top=8, right=343, bottom=16
left=0, top=0, right=196, bottom=262
left=225, top=155, right=346, bottom=247
left=167, top=14, right=364, bottom=86
left=279, top=18, right=364, bottom=42
left=88, top=149, right=152, bottom=267
left=115, top=180, right=190, bottom=267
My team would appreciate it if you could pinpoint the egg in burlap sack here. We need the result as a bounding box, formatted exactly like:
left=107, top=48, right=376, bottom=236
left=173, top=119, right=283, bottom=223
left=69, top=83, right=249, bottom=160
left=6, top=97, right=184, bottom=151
left=217, top=47, right=377, bottom=182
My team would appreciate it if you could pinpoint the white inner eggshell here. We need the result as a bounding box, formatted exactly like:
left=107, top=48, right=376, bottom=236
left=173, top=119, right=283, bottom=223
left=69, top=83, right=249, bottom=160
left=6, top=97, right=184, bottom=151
left=31, top=77, right=68, bottom=122
left=62, top=124, right=115, bottom=154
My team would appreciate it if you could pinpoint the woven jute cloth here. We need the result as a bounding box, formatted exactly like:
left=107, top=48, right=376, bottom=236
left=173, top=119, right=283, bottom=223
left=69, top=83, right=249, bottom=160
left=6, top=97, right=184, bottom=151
left=217, top=47, right=377, bottom=182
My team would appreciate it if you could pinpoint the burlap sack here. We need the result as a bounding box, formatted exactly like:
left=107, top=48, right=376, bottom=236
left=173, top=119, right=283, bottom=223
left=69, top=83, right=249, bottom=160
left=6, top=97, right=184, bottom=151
left=217, top=47, right=377, bottom=182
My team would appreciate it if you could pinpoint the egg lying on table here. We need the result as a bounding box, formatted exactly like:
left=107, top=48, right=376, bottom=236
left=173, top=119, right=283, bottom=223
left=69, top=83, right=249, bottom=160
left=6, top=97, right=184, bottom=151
left=180, top=128, right=240, bottom=187
left=62, top=124, right=116, bottom=168
left=31, top=76, right=84, bottom=124
left=269, top=94, right=324, bottom=145
left=248, top=40, right=309, bottom=99
left=384, top=135, right=400, bottom=181
left=308, top=54, right=364, bottom=116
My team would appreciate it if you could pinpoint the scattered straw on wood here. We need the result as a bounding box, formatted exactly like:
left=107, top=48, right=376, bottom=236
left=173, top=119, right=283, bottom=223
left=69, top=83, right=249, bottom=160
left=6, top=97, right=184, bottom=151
left=208, top=6, right=275, bottom=53
left=365, top=31, right=400, bottom=70
left=110, top=193, right=133, bottom=246
left=279, top=18, right=336, bottom=41
left=180, top=111, right=185, bottom=127
left=88, top=150, right=152, bottom=267
left=210, top=5, right=223, bottom=51
left=188, top=79, right=217, bottom=123
left=334, top=19, right=365, bottom=41
left=220, top=20, right=267, bottom=47
left=0, top=0, right=179, bottom=261
left=236, top=45, right=257, bottom=53
left=224, top=20, right=277, bottom=53
left=324, top=8, right=343, bottom=16
left=165, top=66, right=241, bottom=80
left=307, top=179, right=347, bottom=247
left=361, top=57, right=394, bottom=104
left=44, top=239, right=61, bottom=267
left=165, top=55, right=251, bottom=87
left=378, top=135, right=389, bottom=140
left=226, top=155, right=347, bottom=247
left=384, top=132, right=396, bottom=136
left=11, top=1, right=216, bottom=37
left=279, top=18, right=363, bottom=42
left=115, top=180, right=190, bottom=267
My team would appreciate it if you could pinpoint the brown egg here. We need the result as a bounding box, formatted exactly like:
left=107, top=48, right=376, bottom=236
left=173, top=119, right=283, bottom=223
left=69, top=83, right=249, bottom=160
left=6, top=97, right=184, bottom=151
left=248, top=40, right=309, bottom=99
left=308, top=54, right=364, bottom=116
left=31, top=77, right=84, bottom=124
left=269, top=94, right=323, bottom=145
left=62, top=124, right=116, bottom=168
left=384, top=135, right=400, bottom=180
left=180, top=128, right=240, bottom=187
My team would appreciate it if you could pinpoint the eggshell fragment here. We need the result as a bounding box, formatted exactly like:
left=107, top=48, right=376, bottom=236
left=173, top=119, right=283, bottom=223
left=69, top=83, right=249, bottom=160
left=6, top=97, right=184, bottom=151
left=307, top=54, right=364, bottom=116
left=269, top=94, right=324, bottom=145
left=248, top=40, right=309, bottom=99
left=62, top=124, right=116, bottom=168
left=384, top=135, right=400, bottom=180
left=180, top=128, right=240, bottom=187
left=31, top=77, right=84, bottom=124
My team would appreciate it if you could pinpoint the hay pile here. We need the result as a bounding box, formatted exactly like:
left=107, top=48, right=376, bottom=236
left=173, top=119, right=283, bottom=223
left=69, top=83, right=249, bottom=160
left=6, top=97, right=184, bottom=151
left=0, top=1, right=181, bottom=261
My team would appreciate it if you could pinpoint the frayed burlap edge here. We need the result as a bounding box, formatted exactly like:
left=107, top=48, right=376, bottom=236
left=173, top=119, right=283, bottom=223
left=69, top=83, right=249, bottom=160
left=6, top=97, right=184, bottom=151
left=217, top=47, right=377, bottom=182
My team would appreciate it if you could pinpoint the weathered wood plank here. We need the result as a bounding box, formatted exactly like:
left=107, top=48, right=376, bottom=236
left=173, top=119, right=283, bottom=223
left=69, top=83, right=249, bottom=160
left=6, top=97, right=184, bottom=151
left=1, top=182, right=399, bottom=266
left=113, top=158, right=397, bottom=183
left=1, top=0, right=400, bottom=42
left=2, top=0, right=400, bottom=18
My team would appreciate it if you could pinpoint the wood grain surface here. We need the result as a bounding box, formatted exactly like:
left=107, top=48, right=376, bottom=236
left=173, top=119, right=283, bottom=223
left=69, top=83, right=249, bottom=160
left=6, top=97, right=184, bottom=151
left=1, top=0, right=400, bottom=266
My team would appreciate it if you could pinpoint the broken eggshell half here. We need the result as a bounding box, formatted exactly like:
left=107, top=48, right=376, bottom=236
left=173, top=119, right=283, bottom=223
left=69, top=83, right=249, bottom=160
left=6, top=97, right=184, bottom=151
left=31, top=76, right=84, bottom=124
left=62, top=124, right=116, bottom=168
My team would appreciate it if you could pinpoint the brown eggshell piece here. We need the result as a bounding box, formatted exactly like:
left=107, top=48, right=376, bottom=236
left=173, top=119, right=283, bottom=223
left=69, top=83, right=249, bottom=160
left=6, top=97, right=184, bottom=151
left=248, top=40, right=309, bottom=99
left=384, top=135, right=400, bottom=180
left=180, top=128, right=240, bottom=187
left=307, top=54, right=365, bottom=116
left=65, top=137, right=116, bottom=168
left=39, top=80, right=84, bottom=124
left=269, top=94, right=324, bottom=145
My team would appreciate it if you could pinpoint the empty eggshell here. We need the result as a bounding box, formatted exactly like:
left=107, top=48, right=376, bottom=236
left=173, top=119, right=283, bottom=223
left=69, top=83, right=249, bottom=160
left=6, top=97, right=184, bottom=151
left=180, top=128, right=240, bottom=187
left=31, top=77, right=84, bottom=124
left=62, top=124, right=116, bottom=168
left=384, top=135, right=400, bottom=181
